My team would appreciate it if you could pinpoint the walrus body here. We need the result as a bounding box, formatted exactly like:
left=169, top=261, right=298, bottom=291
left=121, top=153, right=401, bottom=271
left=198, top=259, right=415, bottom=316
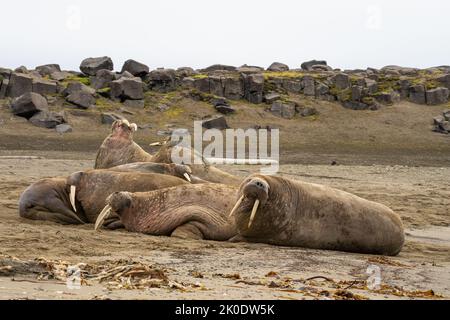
left=95, top=184, right=238, bottom=241
left=19, top=178, right=85, bottom=224
left=95, top=119, right=153, bottom=169
left=230, top=174, right=405, bottom=256
left=151, top=142, right=241, bottom=185
left=67, top=170, right=189, bottom=225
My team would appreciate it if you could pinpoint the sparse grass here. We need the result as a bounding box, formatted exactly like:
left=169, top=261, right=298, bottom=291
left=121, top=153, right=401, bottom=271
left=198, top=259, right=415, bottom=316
left=62, top=75, right=91, bottom=87
left=263, top=71, right=303, bottom=80
left=191, top=74, right=208, bottom=79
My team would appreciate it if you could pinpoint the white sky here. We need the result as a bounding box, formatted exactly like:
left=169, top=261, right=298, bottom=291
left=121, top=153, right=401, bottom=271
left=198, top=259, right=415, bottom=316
left=1, top=0, right=449, bottom=72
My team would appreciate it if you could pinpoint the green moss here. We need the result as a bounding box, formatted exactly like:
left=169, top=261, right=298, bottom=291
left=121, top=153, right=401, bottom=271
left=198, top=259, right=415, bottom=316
left=164, top=106, right=184, bottom=118
left=191, top=74, right=208, bottom=79
left=0, top=75, right=3, bottom=83
left=97, top=87, right=111, bottom=93
left=64, top=75, right=91, bottom=86
left=362, top=96, right=375, bottom=105
left=263, top=71, right=303, bottom=80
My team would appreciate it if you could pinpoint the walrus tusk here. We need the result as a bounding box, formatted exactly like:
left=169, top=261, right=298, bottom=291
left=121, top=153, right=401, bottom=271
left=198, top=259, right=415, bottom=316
left=183, top=173, right=191, bottom=182
left=229, top=195, right=244, bottom=217
left=94, top=205, right=112, bottom=231
left=248, top=199, right=260, bottom=228
left=130, top=123, right=137, bottom=132
left=69, top=185, right=77, bottom=212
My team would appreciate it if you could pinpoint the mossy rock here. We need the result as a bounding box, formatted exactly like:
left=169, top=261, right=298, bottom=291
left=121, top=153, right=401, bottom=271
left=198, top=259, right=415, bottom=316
left=191, top=74, right=208, bottom=80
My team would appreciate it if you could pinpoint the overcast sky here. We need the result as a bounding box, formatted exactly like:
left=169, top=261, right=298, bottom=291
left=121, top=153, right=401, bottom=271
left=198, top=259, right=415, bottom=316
left=1, top=0, right=449, bottom=72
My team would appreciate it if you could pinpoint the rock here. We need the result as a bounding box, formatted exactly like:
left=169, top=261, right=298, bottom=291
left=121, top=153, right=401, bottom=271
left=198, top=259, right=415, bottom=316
left=110, top=77, right=144, bottom=100
left=215, top=105, right=235, bottom=114
left=331, top=73, right=350, bottom=90
left=381, top=65, right=418, bottom=76
left=32, top=78, right=58, bottom=95
left=223, top=75, right=244, bottom=100
left=14, top=66, right=28, bottom=74
left=121, top=59, right=149, bottom=77
left=426, top=87, right=449, bottom=105
left=433, top=116, right=445, bottom=125
left=302, top=76, right=315, bottom=96
left=101, top=112, right=125, bottom=125
left=202, top=116, right=229, bottom=130
left=409, top=84, right=426, bottom=104
left=80, top=56, right=113, bottom=76
left=50, top=71, right=71, bottom=81
left=55, top=124, right=73, bottom=133
left=10, top=92, right=48, bottom=118
left=439, top=121, right=450, bottom=132
left=301, top=60, right=327, bottom=71
left=145, top=69, right=177, bottom=92
left=243, top=73, right=264, bottom=104
left=310, top=64, right=332, bottom=71
left=315, top=83, right=329, bottom=97
left=123, top=99, right=145, bottom=108
left=351, top=85, right=363, bottom=101
left=90, top=69, right=116, bottom=89
left=193, top=77, right=210, bottom=93
left=201, top=64, right=236, bottom=72
left=364, top=78, right=378, bottom=94
left=375, top=91, right=400, bottom=105
left=0, top=78, right=9, bottom=99
left=270, top=101, right=296, bottom=119
left=209, top=75, right=224, bottom=97
left=342, top=101, right=370, bottom=110
left=0, top=67, right=12, bottom=80
left=398, top=79, right=411, bottom=99
left=29, top=111, right=66, bottom=128
left=296, top=106, right=318, bottom=117
left=6, top=73, right=33, bottom=98
left=281, top=79, right=302, bottom=93
left=63, top=82, right=96, bottom=96
left=211, top=97, right=229, bottom=107
left=237, top=65, right=264, bottom=74
left=264, top=92, right=281, bottom=104
left=176, top=67, right=196, bottom=77
left=35, top=64, right=61, bottom=77
left=119, top=71, right=134, bottom=79
left=267, top=62, right=289, bottom=72
left=66, top=91, right=96, bottom=109
left=436, top=74, right=450, bottom=89
left=443, top=110, right=450, bottom=121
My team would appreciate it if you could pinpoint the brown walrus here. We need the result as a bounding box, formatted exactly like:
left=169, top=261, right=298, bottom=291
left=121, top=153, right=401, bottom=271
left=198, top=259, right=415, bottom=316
left=229, top=174, right=405, bottom=256
left=94, top=184, right=238, bottom=241
left=19, top=168, right=190, bottom=226
left=19, top=178, right=85, bottom=225
left=95, top=119, right=153, bottom=169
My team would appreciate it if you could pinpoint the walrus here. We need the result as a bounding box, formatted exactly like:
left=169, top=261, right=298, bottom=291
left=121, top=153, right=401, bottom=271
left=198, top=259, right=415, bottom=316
left=67, top=170, right=190, bottom=227
left=19, top=169, right=190, bottom=227
left=19, top=178, right=86, bottom=225
left=94, top=119, right=153, bottom=169
left=94, top=184, right=238, bottom=241
left=151, top=140, right=242, bottom=185
left=109, top=162, right=197, bottom=183
left=229, top=174, right=405, bottom=256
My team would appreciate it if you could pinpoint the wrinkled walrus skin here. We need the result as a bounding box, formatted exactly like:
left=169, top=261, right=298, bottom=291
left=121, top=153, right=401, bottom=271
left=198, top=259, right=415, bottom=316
left=95, top=119, right=153, bottom=169
left=67, top=170, right=189, bottom=225
left=230, top=174, right=405, bottom=256
left=98, top=184, right=238, bottom=241
left=19, top=178, right=86, bottom=224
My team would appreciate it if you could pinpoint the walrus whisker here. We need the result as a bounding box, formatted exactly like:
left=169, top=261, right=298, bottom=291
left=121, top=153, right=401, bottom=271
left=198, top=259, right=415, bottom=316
left=229, top=195, right=244, bottom=217
left=69, top=185, right=77, bottom=212
left=94, top=205, right=112, bottom=231
left=248, top=199, right=260, bottom=228
left=183, top=173, right=191, bottom=182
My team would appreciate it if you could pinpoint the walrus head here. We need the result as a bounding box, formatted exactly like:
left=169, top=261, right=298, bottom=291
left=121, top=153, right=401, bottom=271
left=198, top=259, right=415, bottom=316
left=111, top=119, right=138, bottom=140
left=95, top=192, right=132, bottom=231
left=229, top=175, right=270, bottom=229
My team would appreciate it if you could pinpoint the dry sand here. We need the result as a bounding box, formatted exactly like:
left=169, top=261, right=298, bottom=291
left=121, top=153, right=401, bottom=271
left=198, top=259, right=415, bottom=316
left=0, top=156, right=448, bottom=300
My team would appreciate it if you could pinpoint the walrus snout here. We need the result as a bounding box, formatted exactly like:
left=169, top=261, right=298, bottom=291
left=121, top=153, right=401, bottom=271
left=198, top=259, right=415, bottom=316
left=111, top=119, right=138, bottom=137
left=95, top=192, right=132, bottom=231
left=242, top=178, right=270, bottom=205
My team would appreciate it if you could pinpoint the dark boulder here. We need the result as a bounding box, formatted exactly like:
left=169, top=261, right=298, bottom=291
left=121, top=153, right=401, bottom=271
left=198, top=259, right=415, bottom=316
left=201, top=64, right=236, bottom=72
left=123, top=99, right=145, bottom=108
left=35, top=64, right=61, bottom=77
left=264, top=92, right=281, bottom=104
left=80, top=56, right=113, bottom=76
left=267, top=62, right=289, bottom=72
left=10, top=92, right=48, bottom=118
left=409, top=84, right=426, bottom=104
left=62, top=82, right=96, bottom=96
left=145, top=68, right=177, bottom=92
left=32, top=78, right=58, bottom=95
left=176, top=67, right=196, bottom=77
left=436, top=74, right=450, bottom=89
left=215, top=105, right=235, bottom=114
left=14, top=66, right=28, bottom=74
left=55, top=123, right=73, bottom=133
left=270, top=101, right=296, bottom=119
left=211, top=97, right=229, bottom=107
left=90, top=69, right=116, bottom=89
left=443, top=110, right=450, bottom=121
left=223, top=75, right=244, bottom=100
left=121, top=59, right=149, bottom=77
left=301, top=60, right=327, bottom=71
left=110, top=77, right=144, bottom=100
left=29, top=111, right=66, bottom=128
left=342, top=101, right=371, bottom=110
left=66, top=91, right=96, bottom=109
left=202, top=116, right=229, bottom=130
left=302, top=76, right=315, bottom=96
left=6, top=73, right=33, bottom=98
left=375, top=91, right=400, bottom=105
left=331, top=73, right=350, bottom=90
left=426, top=87, right=449, bottom=105
left=296, top=106, right=318, bottom=117
left=243, top=73, right=264, bottom=104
